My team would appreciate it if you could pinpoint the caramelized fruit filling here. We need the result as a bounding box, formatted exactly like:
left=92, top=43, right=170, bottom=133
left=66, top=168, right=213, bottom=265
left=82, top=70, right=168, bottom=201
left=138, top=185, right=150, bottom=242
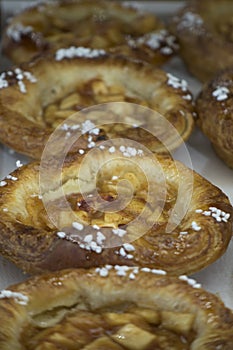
left=24, top=162, right=177, bottom=233
left=43, top=78, right=150, bottom=129
left=42, top=77, right=182, bottom=153
left=23, top=303, right=196, bottom=350
left=68, top=169, right=149, bottom=229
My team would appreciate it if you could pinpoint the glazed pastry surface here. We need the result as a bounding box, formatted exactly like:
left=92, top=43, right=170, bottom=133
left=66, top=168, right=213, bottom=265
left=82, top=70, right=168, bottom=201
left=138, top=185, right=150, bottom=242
left=196, top=69, right=233, bottom=168
left=0, top=150, right=231, bottom=275
left=0, top=52, right=194, bottom=159
left=0, top=267, right=233, bottom=350
left=3, top=0, right=178, bottom=65
left=169, top=0, right=233, bottom=81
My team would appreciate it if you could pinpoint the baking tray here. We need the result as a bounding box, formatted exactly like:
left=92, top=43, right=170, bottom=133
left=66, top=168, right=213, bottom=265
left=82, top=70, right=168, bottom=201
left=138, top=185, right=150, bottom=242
left=0, top=0, right=233, bottom=309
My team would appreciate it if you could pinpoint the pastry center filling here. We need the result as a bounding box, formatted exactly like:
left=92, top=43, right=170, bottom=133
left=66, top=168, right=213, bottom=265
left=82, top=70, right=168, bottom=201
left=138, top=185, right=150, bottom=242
left=67, top=170, right=149, bottom=229
left=42, top=77, right=182, bottom=153
left=24, top=160, right=176, bottom=233
left=22, top=169, right=176, bottom=239
left=22, top=303, right=196, bottom=349
left=43, top=78, right=150, bottom=129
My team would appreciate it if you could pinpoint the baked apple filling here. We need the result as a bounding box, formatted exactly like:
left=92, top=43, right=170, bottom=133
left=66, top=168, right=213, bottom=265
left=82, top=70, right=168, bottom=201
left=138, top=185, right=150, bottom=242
left=23, top=304, right=196, bottom=349
left=43, top=78, right=149, bottom=129
left=24, top=157, right=174, bottom=235
left=64, top=179, right=162, bottom=231
left=42, top=74, right=193, bottom=155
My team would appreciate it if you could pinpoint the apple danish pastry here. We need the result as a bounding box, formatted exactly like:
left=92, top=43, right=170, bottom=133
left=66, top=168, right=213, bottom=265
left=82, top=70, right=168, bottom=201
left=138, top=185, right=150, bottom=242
left=196, top=69, right=233, bottom=168
left=169, top=0, right=233, bottom=81
left=0, top=148, right=231, bottom=275
left=3, top=0, right=178, bottom=65
left=0, top=52, right=194, bottom=159
left=0, top=267, right=233, bottom=349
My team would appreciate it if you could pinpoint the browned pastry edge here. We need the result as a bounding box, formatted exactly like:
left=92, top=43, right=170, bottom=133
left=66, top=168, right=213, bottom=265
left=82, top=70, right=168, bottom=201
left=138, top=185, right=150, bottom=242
left=0, top=152, right=231, bottom=275
left=169, top=0, right=233, bottom=82
left=0, top=267, right=233, bottom=349
left=2, top=0, right=178, bottom=65
left=196, top=68, right=233, bottom=168
left=0, top=53, right=194, bottom=159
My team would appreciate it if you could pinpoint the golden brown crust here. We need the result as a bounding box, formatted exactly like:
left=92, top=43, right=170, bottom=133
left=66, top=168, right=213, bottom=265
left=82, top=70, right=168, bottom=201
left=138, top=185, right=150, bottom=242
left=0, top=53, right=194, bottom=159
left=169, top=0, right=233, bottom=82
left=0, top=267, right=233, bottom=349
left=196, top=69, right=233, bottom=168
left=3, top=0, right=178, bottom=65
left=0, top=150, right=231, bottom=275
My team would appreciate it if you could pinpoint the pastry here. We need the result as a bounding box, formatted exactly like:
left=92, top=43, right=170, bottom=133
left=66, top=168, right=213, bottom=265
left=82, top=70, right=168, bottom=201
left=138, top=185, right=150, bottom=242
left=0, top=51, right=194, bottom=159
left=3, top=0, right=178, bottom=65
left=169, top=0, right=233, bottom=82
left=0, top=148, right=231, bottom=275
left=0, top=267, right=233, bottom=349
left=196, top=69, right=233, bottom=168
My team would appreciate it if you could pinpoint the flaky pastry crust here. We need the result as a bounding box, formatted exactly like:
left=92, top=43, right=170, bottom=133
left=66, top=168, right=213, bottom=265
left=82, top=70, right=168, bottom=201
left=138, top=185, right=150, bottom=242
left=196, top=69, right=233, bottom=168
left=0, top=150, right=231, bottom=275
left=0, top=53, right=194, bottom=159
left=3, top=0, right=178, bottom=65
left=169, top=0, right=233, bottom=82
left=0, top=267, right=233, bottom=350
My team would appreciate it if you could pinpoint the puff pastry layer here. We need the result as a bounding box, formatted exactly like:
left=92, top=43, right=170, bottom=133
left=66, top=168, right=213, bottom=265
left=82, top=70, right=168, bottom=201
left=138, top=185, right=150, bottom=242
left=0, top=267, right=233, bottom=350
left=169, top=0, right=233, bottom=82
left=0, top=149, right=231, bottom=275
left=3, top=0, right=178, bottom=65
left=196, top=69, right=233, bottom=168
left=0, top=53, right=194, bottom=159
